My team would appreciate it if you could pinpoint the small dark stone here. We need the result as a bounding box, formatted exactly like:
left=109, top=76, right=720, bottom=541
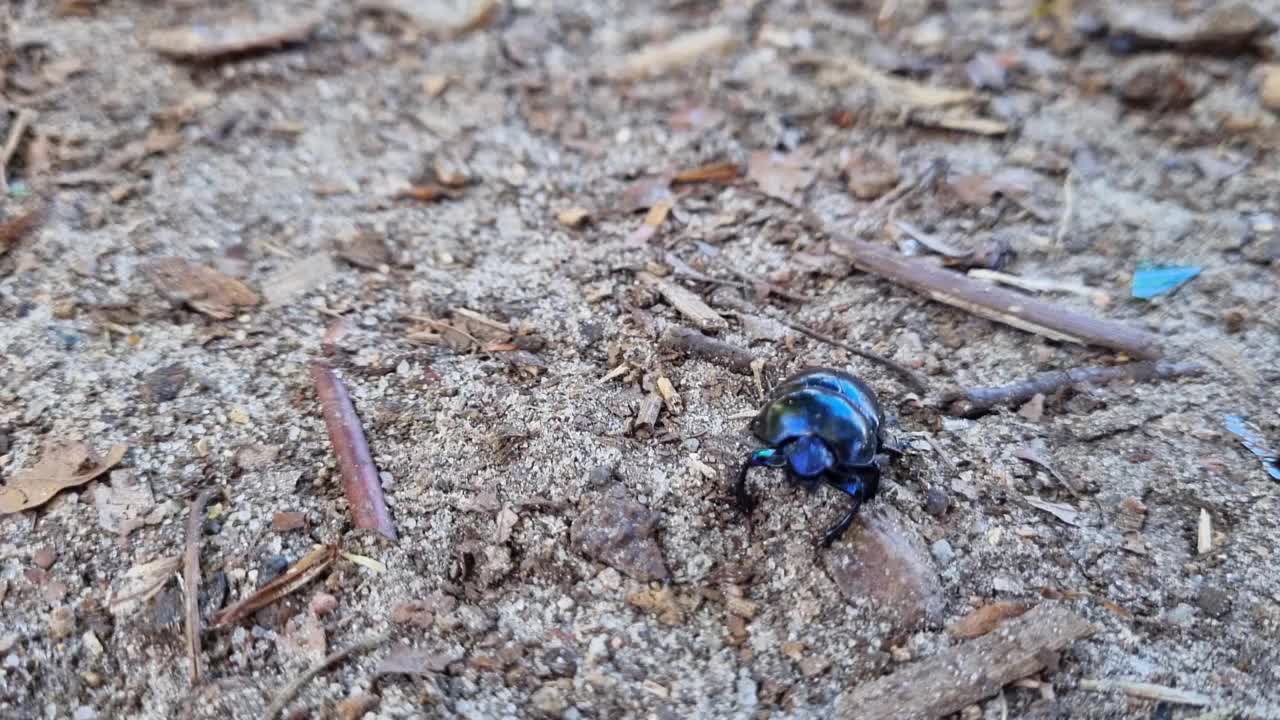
left=586, top=465, right=616, bottom=488
left=260, top=555, right=291, bottom=585
left=570, top=489, right=669, bottom=582
left=924, top=486, right=950, bottom=517
left=204, top=519, right=223, bottom=535
left=1196, top=587, right=1231, bottom=618
left=144, top=363, right=190, bottom=403
left=579, top=321, right=605, bottom=345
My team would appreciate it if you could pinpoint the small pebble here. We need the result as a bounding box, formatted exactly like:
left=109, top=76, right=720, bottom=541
left=930, top=539, right=955, bottom=566
left=260, top=555, right=291, bottom=584
left=586, top=465, right=615, bottom=487
left=310, top=592, right=338, bottom=616
left=1196, top=587, right=1231, bottom=618
left=48, top=606, right=75, bottom=640
left=924, top=487, right=949, bottom=517
left=32, top=547, right=57, bottom=570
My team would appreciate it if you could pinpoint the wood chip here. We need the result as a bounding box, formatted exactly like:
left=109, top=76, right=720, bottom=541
left=658, top=327, right=755, bottom=373
left=835, top=604, right=1095, bottom=719
left=1197, top=508, right=1212, bottom=555
left=1078, top=679, right=1211, bottom=707
left=0, top=441, right=127, bottom=514
left=211, top=544, right=338, bottom=628
left=614, top=26, right=737, bottom=80
left=673, top=161, right=740, bottom=184
left=637, top=272, right=727, bottom=332
left=947, top=602, right=1027, bottom=639
left=1025, top=496, right=1081, bottom=526
left=147, top=14, right=324, bottom=60
left=557, top=207, right=591, bottom=228
left=359, top=0, right=499, bottom=37
left=145, top=257, right=259, bottom=319
left=748, top=150, right=815, bottom=205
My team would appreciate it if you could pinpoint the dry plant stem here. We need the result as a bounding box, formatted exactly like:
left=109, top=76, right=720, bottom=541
left=942, top=361, right=1204, bottom=417
left=0, top=109, right=37, bottom=191
left=264, top=632, right=391, bottom=720
left=1078, top=679, right=1211, bottom=707
left=779, top=320, right=929, bottom=394
left=831, top=237, right=1163, bottom=358
left=835, top=604, right=1096, bottom=719
left=183, top=488, right=218, bottom=685
left=310, top=363, right=397, bottom=541
left=658, top=326, right=756, bottom=373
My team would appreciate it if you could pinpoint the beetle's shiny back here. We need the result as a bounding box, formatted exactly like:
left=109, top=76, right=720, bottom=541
left=750, top=368, right=881, bottom=467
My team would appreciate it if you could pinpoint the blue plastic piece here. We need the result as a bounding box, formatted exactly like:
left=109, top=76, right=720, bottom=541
left=1131, top=265, right=1201, bottom=300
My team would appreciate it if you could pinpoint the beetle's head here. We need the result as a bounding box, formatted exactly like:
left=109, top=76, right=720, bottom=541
left=783, top=435, right=835, bottom=482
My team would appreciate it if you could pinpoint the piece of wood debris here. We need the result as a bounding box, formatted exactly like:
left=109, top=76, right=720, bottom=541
left=1197, top=508, right=1212, bottom=555
left=918, top=111, right=1009, bottom=136
left=658, top=326, right=756, bottom=373
left=147, top=14, right=325, bottom=60
left=656, top=377, right=682, bottom=414
left=638, top=272, right=728, bottom=332
left=939, top=361, right=1205, bottom=417
left=263, top=254, right=338, bottom=306
left=894, top=220, right=971, bottom=258
left=673, top=161, right=740, bottom=184
left=212, top=544, right=339, bottom=627
left=947, top=602, right=1028, bottom=639
left=145, top=257, right=260, bottom=319
left=0, top=108, right=37, bottom=191
left=835, top=604, right=1096, bottom=719
left=1025, top=496, right=1081, bottom=526
left=614, top=26, right=737, bottom=80
left=359, top=0, right=499, bottom=37
left=0, top=205, right=44, bottom=259
left=265, top=632, right=391, bottom=720
left=813, top=56, right=974, bottom=107
left=627, top=201, right=672, bottom=243
left=831, top=237, right=1162, bottom=358
left=557, top=207, right=591, bottom=228
left=968, top=269, right=1110, bottom=306
left=109, top=555, right=182, bottom=616
left=0, top=441, right=127, bottom=514
left=1013, top=443, right=1081, bottom=495
left=310, top=363, right=397, bottom=541
left=634, top=392, right=663, bottom=431
left=183, top=488, right=218, bottom=684
left=1078, top=679, right=1212, bottom=707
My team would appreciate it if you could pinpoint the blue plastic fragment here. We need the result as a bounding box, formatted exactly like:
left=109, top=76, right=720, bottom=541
left=1131, top=265, right=1201, bottom=300
left=1224, top=415, right=1280, bottom=481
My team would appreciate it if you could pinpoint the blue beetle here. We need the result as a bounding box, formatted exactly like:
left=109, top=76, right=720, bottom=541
left=734, top=368, right=899, bottom=547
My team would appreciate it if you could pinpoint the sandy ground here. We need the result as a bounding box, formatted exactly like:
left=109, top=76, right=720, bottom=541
left=2, top=1, right=1280, bottom=718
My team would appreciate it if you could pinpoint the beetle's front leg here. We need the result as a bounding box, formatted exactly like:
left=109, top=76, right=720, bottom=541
left=820, top=464, right=880, bottom=547
left=734, top=447, right=784, bottom=514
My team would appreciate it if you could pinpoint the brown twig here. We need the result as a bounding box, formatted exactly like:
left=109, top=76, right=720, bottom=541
left=310, top=362, right=397, bottom=541
left=779, top=320, right=929, bottom=394
left=834, top=604, right=1096, bottom=719
left=264, top=631, right=391, bottom=720
left=211, top=544, right=339, bottom=627
left=658, top=326, right=757, bottom=373
left=940, top=361, right=1205, bottom=417
left=0, top=109, right=37, bottom=191
left=183, top=488, right=218, bottom=685
left=831, top=236, right=1163, bottom=358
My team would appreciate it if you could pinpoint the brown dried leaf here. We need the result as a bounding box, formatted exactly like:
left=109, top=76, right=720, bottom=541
left=211, top=544, right=338, bottom=627
left=673, top=161, right=740, bottom=184
left=0, top=442, right=127, bottom=514
left=947, top=601, right=1028, bottom=639
left=145, top=257, right=260, bottom=319
left=0, top=206, right=43, bottom=258
left=748, top=150, right=815, bottom=205
left=108, top=555, right=181, bottom=616
left=147, top=14, right=324, bottom=60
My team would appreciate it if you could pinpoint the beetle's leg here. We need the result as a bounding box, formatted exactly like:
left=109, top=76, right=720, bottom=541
left=819, top=465, right=880, bottom=547
left=735, top=448, right=784, bottom=513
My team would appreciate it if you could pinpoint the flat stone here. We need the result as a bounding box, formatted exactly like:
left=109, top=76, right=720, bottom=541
left=570, top=489, right=669, bottom=582
left=823, top=509, right=943, bottom=633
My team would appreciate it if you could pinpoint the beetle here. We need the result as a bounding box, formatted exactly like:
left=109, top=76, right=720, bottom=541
left=733, top=368, right=899, bottom=547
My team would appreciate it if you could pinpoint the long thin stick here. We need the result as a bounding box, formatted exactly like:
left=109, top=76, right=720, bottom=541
left=778, top=319, right=929, bottom=394
left=831, top=236, right=1162, bottom=358
left=1078, top=679, right=1211, bottom=707
left=310, top=363, right=397, bottom=541
left=264, top=632, right=390, bottom=720
left=940, top=361, right=1204, bottom=417
left=183, top=488, right=218, bottom=685
left=0, top=109, right=36, bottom=191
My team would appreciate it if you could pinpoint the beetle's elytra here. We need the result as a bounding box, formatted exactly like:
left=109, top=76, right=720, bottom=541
left=734, top=368, right=898, bottom=547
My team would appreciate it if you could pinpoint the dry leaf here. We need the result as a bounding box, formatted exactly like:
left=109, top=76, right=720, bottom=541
left=673, top=161, right=740, bottom=184
left=212, top=544, right=338, bottom=627
left=339, top=231, right=391, bottom=270
left=145, top=257, right=259, bottom=319
left=109, top=555, right=181, bottom=616
left=147, top=14, right=324, bottom=60
left=263, top=254, right=338, bottom=306
left=748, top=150, right=815, bottom=205
left=947, top=602, right=1028, bottom=639
left=614, top=26, right=737, bottom=80
left=0, top=442, right=127, bottom=514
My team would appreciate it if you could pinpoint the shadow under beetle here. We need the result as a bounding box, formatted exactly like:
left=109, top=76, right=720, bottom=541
left=734, top=368, right=900, bottom=547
